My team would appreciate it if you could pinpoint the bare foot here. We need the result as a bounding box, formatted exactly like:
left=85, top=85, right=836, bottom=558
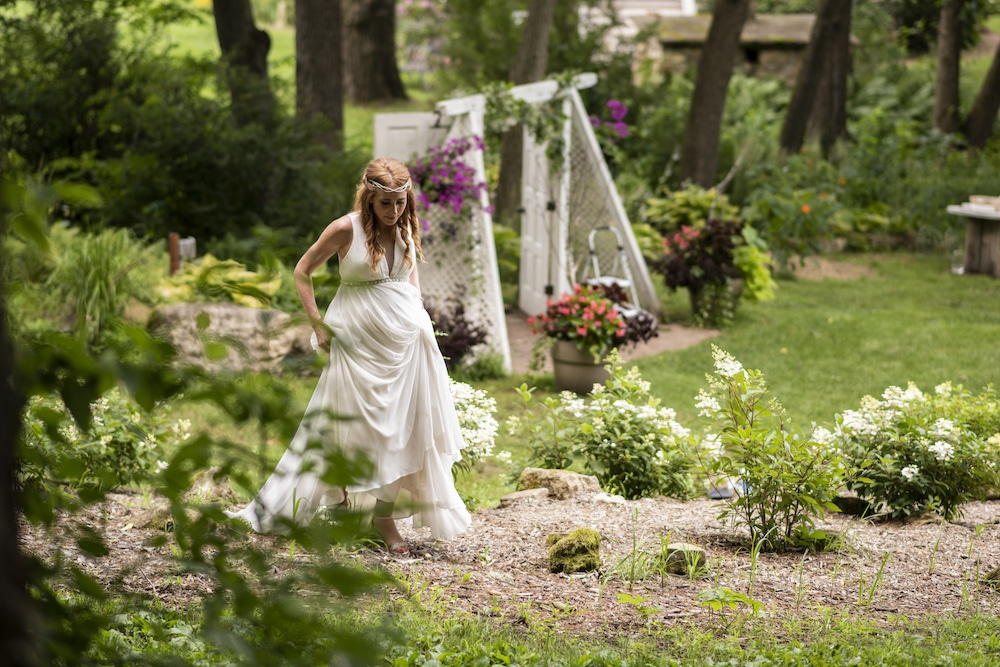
left=373, top=516, right=408, bottom=554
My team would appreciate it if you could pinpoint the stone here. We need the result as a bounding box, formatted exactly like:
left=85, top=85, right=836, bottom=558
left=547, top=527, right=602, bottom=574
left=499, top=488, right=550, bottom=507
left=148, top=303, right=313, bottom=372
left=519, top=468, right=602, bottom=500
left=657, top=541, right=707, bottom=575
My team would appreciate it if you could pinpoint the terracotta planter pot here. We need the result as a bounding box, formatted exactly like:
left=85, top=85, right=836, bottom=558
left=550, top=340, right=611, bottom=394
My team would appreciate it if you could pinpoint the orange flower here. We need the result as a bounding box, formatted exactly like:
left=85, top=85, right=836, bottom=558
left=838, top=178, right=846, bottom=186
left=801, top=204, right=811, bottom=214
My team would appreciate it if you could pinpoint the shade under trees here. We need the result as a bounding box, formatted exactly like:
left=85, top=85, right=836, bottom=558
left=679, top=0, right=750, bottom=187
left=212, top=0, right=274, bottom=125
left=296, top=0, right=344, bottom=152
left=494, top=0, right=559, bottom=225
left=343, top=0, right=407, bottom=103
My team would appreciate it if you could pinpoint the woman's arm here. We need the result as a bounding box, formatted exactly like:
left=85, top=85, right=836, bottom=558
left=294, top=215, right=353, bottom=350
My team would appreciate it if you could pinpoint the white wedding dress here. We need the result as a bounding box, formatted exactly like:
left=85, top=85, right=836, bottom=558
left=226, top=212, right=472, bottom=540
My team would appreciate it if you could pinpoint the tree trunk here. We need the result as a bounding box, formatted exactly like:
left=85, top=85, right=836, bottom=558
left=0, top=218, right=33, bottom=665
left=212, top=0, right=274, bottom=125
left=779, top=0, right=841, bottom=154
left=494, top=0, right=559, bottom=228
left=296, top=0, right=344, bottom=152
left=933, top=0, right=964, bottom=134
left=965, top=38, right=1000, bottom=149
left=679, top=0, right=751, bottom=187
left=343, top=0, right=407, bottom=104
left=807, top=0, right=853, bottom=157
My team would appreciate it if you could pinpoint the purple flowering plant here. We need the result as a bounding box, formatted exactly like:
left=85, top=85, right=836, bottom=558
left=589, top=99, right=629, bottom=144
left=409, top=136, right=491, bottom=218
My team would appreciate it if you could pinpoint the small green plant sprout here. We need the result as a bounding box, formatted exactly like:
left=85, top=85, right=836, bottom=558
left=696, top=586, right=764, bottom=624
left=832, top=382, right=1000, bottom=521
left=506, top=384, right=576, bottom=470
left=617, top=592, right=662, bottom=619
left=693, top=346, right=848, bottom=551
left=858, top=550, right=894, bottom=610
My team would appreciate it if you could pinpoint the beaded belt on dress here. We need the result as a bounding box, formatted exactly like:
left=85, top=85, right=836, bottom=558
left=340, top=277, right=408, bottom=287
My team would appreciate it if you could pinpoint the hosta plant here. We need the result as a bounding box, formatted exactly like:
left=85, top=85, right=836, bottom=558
left=830, top=382, right=1000, bottom=521
left=694, top=346, right=847, bottom=551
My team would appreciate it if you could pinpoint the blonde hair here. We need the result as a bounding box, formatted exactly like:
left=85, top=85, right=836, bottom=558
left=353, top=157, right=423, bottom=273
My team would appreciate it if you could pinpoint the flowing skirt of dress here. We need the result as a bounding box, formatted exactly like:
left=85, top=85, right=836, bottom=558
left=226, top=278, right=472, bottom=540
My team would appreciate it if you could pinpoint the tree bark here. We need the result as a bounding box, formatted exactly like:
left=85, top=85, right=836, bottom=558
left=965, top=38, right=1000, bottom=149
left=679, top=0, right=751, bottom=187
left=807, top=0, right=853, bottom=157
left=212, top=0, right=274, bottom=125
left=296, top=0, right=344, bottom=152
left=779, top=0, right=841, bottom=154
left=494, top=0, right=559, bottom=228
left=0, top=213, right=33, bottom=665
left=933, top=0, right=964, bottom=134
left=343, top=0, right=408, bottom=104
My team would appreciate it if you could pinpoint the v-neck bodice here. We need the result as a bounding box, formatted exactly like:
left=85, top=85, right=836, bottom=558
left=338, top=213, right=411, bottom=283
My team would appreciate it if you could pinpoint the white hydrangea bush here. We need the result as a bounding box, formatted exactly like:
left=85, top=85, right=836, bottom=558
left=832, top=381, right=1000, bottom=521
left=449, top=378, right=499, bottom=477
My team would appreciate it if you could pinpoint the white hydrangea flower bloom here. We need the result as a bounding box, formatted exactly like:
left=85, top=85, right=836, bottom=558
left=695, top=389, right=721, bottom=416
left=839, top=409, right=880, bottom=437
left=494, top=450, right=512, bottom=464
left=712, top=346, right=744, bottom=378
left=928, top=440, right=954, bottom=462
left=811, top=426, right=836, bottom=445
left=934, top=381, right=953, bottom=397
left=901, top=465, right=920, bottom=481
left=929, top=418, right=957, bottom=439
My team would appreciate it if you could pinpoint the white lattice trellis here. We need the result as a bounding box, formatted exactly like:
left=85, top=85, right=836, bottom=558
left=374, top=74, right=658, bottom=375
left=375, top=102, right=512, bottom=374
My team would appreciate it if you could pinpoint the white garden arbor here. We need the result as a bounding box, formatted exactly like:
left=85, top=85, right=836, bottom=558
left=374, top=73, right=658, bottom=375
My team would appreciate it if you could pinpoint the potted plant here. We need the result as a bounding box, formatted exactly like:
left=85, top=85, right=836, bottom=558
left=653, top=218, right=775, bottom=327
left=527, top=284, right=627, bottom=393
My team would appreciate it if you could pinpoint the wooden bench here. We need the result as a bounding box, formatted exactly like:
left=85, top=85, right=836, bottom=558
left=947, top=204, right=1000, bottom=277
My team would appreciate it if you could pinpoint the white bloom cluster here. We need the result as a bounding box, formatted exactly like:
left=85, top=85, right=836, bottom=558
left=881, top=383, right=924, bottom=409
left=928, top=440, right=954, bottom=462
left=929, top=418, right=957, bottom=439
left=934, top=381, right=953, bottom=397
left=838, top=409, right=880, bottom=437
left=450, top=380, right=499, bottom=461
left=712, top=345, right=744, bottom=378
left=811, top=426, right=836, bottom=446
left=901, top=465, right=920, bottom=481
left=695, top=390, right=721, bottom=417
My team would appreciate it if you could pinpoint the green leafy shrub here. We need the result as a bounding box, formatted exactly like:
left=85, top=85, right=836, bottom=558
left=154, top=254, right=283, bottom=308
left=694, top=346, right=848, bottom=551
left=831, top=382, right=1000, bottom=521
left=21, top=387, right=190, bottom=490
left=508, top=353, right=698, bottom=500
left=642, top=184, right=740, bottom=238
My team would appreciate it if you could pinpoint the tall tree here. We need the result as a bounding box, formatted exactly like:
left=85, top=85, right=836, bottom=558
left=212, top=0, right=274, bottom=125
left=965, top=39, right=1000, bottom=149
left=296, top=0, right=344, bottom=152
left=343, top=0, right=407, bottom=103
left=779, top=0, right=844, bottom=154
left=807, top=0, right=853, bottom=157
left=494, top=0, right=559, bottom=225
left=933, top=0, right=964, bottom=134
left=679, top=0, right=751, bottom=187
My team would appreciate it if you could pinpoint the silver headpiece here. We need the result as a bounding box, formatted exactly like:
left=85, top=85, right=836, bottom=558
left=366, top=178, right=411, bottom=193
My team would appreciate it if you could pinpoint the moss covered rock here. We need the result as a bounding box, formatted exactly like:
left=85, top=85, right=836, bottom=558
left=547, top=527, right=602, bottom=574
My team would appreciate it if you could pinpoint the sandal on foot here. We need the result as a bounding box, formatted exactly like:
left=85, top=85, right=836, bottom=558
left=386, top=541, right=410, bottom=556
